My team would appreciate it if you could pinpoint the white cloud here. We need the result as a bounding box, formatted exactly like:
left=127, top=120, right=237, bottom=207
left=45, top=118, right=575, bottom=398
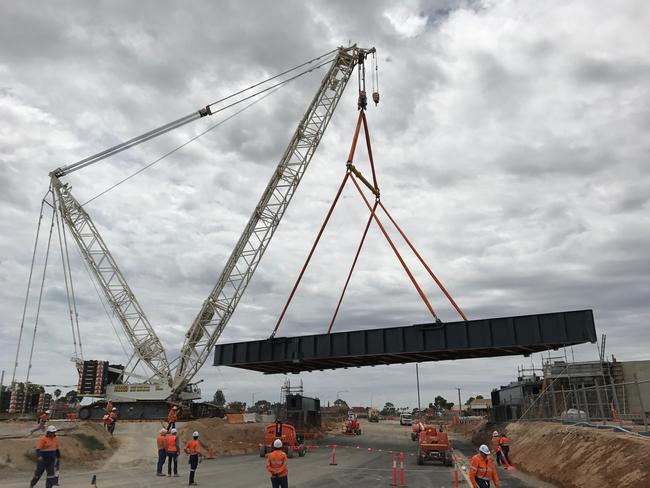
left=383, top=4, right=429, bottom=38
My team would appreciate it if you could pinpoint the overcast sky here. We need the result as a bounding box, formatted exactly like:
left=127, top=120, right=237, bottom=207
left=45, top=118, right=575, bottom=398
left=1, top=0, right=649, bottom=410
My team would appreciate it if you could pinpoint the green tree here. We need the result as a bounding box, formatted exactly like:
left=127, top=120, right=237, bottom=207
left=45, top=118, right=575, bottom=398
left=476, top=395, right=484, bottom=400
left=213, top=389, right=226, bottom=406
left=381, top=402, right=396, bottom=416
left=64, top=390, right=79, bottom=404
left=53, top=389, right=62, bottom=401
left=227, top=401, right=246, bottom=413
left=334, top=398, right=349, bottom=412
left=433, top=395, right=454, bottom=411
left=254, top=399, right=271, bottom=413
left=465, top=396, right=475, bottom=406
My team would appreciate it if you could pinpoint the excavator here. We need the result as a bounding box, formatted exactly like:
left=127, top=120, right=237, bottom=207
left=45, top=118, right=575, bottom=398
left=39, top=45, right=378, bottom=419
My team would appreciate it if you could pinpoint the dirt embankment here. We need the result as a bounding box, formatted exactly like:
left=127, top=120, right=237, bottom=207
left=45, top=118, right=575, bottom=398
left=0, top=422, right=114, bottom=472
left=180, top=418, right=265, bottom=455
left=454, top=420, right=650, bottom=487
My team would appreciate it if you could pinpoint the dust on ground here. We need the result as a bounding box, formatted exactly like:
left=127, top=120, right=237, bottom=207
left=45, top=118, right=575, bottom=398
left=451, top=419, right=650, bottom=487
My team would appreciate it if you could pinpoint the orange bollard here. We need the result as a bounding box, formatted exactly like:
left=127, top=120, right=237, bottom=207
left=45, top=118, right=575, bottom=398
left=330, top=444, right=337, bottom=465
left=399, top=452, right=406, bottom=487
left=391, top=453, right=397, bottom=486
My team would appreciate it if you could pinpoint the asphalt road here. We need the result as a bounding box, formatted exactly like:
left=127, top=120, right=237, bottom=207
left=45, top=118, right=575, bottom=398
left=4, top=420, right=554, bottom=487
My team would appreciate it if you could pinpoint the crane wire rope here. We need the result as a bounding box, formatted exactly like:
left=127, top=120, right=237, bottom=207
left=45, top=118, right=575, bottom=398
left=11, top=194, right=48, bottom=386
left=56, top=49, right=338, bottom=177
left=23, top=191, right=57, bottom=392
left=80, top=57, right=329, bottom=206
left=53, top=196, right=81, bottom=359
left=60, top=206, right=84, bottom=358
left=205, top=48, right=337, bottom=109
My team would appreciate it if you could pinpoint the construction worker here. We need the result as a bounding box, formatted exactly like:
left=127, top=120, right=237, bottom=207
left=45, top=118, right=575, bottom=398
left=469, top=444, right=499, bottom=488
left=184, top=430, right=204, bottom=486
left=166, top=427, right=180, bottom=477
left=106, top=407, right=117, bottom=435
left=266, top=438, right=289, bottom=488
left=498, top=432, right=511, bottom=466
left=167, top=405, right=178, bottom=430
left=30, top=425, right=60, bottom=488
left=105, top=400, right=113, bottom=415
left=491, top=431, right=502, bottom=465
left=30, top=410, right=51, bottom=434
left=156, top=428, right=168, bottom=476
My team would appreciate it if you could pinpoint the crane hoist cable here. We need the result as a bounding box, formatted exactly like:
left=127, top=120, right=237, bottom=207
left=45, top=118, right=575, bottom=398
left=81, top=57, right=334, bottom=205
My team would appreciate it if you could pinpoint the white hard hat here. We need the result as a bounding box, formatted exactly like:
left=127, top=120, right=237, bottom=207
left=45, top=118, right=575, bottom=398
left=160, top=428, right=168, bottom=434
left=112, top=408, right=117, bottom=411
left=171, top=428, right=177, bottom=434
left=47, top=425, right=57, bottom=433
left=172, top=406, right=178, bottom=410
left=193, top=431, right=199, bottom=437
left=273, top=439, right=283, bottom=448
left=45, top=410, right=51, bottom=414
left=479, top=444, right=490, bottom=455
left=492, top=431, right=499, bottom=437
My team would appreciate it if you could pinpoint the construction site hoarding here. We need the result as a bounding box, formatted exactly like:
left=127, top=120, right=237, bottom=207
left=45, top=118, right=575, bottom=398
left=213, top=310, right=597, bottom=374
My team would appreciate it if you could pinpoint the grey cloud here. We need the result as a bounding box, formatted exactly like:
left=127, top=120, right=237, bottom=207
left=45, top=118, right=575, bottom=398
left=1, top=0, right=649, bottom=407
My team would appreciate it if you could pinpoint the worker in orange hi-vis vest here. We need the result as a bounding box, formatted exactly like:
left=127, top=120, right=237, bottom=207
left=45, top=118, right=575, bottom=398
left=156, top=428, right=168, bottom=477
left=266, top=438, right=289, bottom=488
left=184, top=431, right=204, bottom=486
left=30, top=410, right=51, bottom=435
left=469, top=444, right=499, bottom=488
left=166, top=428, right=180, bottom=477
left=167, top=406, right=179, bottom=430
left=30, top=425, right=60, bottom=488
left=498, top=433, right=512, bottom=466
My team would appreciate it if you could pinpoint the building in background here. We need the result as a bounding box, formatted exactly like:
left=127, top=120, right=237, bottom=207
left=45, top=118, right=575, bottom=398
left=491, top=357, right=650, bottom=425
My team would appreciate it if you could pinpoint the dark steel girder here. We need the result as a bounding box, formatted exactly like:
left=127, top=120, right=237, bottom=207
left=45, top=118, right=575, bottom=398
left=213, top=310, right=597, bottom=374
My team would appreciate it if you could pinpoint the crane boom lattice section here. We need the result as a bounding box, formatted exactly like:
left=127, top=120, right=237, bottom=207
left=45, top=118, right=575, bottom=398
left=51, top=176, right=171, bottom=384
left=173, top=47, right=365, bottom=390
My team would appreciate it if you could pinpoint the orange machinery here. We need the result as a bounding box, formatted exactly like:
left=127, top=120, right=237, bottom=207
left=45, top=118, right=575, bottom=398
left=260, top=420, right=307, bottom=458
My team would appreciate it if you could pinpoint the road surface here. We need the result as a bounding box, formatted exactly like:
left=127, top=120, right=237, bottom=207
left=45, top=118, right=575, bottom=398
left=5, top=419, right=554, bottom=487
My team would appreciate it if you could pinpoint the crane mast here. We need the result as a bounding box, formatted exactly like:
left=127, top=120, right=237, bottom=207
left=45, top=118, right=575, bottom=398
left=172, top=46, right=372, bottom=391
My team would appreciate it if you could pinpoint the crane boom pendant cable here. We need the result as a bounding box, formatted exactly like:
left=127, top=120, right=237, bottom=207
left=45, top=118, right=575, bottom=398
left=11, top=193, right=49, bottom=386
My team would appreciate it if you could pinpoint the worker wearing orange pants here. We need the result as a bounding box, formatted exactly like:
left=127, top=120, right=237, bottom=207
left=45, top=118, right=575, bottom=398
left=469, top=445, right=499, bottom=488
left=266, top=439, right=289, bottom=488
left=498, top=434, right=511, bottom=465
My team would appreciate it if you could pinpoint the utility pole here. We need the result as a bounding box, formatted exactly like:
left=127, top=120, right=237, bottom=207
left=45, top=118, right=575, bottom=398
left=457, top=388, right=462, bottom=416
left=416, top=364, right=421, bottom=415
